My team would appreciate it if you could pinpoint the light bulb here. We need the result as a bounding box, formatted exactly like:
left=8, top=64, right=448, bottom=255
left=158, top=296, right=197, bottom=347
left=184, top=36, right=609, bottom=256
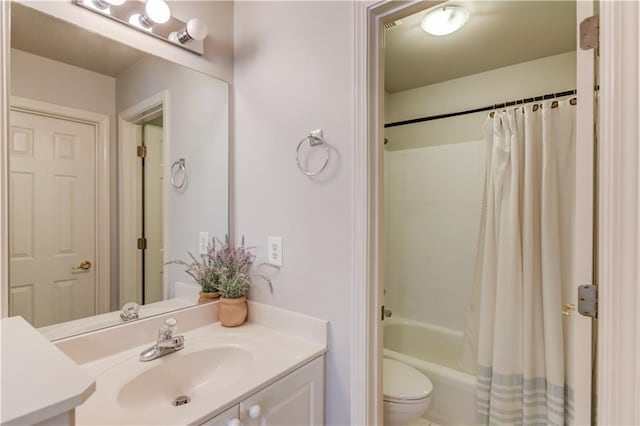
left=129, top=14, right=152, bottom=31
left=172, top=18, right=208, bottom=44
left=421, top=6, right=469, bottom=36
left=186, top=19, right=207, bottom=41
left=144, top=0, right=170, bottom=24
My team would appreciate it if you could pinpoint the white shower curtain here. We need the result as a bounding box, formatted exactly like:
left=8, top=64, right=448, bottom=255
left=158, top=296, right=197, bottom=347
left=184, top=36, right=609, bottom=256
left=466, top=99, right=576, bottom=425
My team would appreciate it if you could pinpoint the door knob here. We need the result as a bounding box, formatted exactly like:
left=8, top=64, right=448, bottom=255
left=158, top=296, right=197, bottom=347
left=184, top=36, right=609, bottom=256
left=72, top=260, right=92, bottom=272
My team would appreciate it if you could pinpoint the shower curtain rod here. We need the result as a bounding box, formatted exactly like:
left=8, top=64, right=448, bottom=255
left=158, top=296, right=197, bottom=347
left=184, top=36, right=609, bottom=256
left=384, top=89, right=577, bottom=129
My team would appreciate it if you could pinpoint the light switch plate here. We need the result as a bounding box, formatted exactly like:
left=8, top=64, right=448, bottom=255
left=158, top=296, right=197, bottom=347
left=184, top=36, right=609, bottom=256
left=268, top=236, right=283, bottom=266
left=199, top=232, right=209, bottom=255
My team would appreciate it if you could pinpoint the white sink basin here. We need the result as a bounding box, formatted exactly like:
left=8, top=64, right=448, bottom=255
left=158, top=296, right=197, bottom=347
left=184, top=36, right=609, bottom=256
left=75, top=322, right=325, bottom=425
left=116, top=346, right=252, bottom=411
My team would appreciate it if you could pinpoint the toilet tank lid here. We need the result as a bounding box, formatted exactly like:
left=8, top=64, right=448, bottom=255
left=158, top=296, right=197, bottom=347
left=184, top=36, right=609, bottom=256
left=383, top=358, right=433, bottom=400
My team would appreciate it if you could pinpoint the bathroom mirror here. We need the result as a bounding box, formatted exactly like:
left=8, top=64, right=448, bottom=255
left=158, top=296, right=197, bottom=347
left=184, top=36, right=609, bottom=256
left=7, top=3, right=229, bottom=340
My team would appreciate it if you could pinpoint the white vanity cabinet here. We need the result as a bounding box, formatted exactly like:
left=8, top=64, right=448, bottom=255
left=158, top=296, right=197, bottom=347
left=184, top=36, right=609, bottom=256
left=201, top=405, right=241, bottom=426
left=201, top=356, right=324, bottom=426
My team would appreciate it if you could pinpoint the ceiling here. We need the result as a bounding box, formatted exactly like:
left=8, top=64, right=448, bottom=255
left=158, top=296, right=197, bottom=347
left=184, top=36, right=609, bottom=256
left=384, top=1, right=576, bottom=93
left=11, top=3, right=145, bottom=77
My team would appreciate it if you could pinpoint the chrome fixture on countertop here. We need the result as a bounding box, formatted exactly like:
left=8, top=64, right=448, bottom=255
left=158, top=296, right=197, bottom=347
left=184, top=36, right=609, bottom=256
left=140, top=317, right=184, bottom=362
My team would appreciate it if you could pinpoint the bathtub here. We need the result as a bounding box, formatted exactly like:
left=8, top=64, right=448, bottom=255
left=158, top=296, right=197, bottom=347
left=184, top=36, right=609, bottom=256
left=384, top=317, right=478, bottom=426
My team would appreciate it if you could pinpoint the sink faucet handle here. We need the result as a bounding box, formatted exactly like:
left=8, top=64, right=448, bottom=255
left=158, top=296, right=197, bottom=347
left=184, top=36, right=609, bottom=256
left=120, top=302, right=140, bottom=322
left=158, top=317, right=178, bottom=340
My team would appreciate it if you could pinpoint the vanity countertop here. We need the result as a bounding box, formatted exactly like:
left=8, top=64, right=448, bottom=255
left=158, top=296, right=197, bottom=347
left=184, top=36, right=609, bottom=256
left=0, top=316, right=95, bottom=425
left=58, top=301, right=328, bottom=425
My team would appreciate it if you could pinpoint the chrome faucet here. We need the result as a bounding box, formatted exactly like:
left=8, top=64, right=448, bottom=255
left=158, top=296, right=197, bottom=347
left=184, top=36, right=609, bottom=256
left=139, top=317, right=184, bottom=362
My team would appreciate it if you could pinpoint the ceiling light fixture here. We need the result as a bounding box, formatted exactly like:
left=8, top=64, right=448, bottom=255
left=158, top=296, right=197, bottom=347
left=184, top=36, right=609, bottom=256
left=421, top=6, right=469, bottom=36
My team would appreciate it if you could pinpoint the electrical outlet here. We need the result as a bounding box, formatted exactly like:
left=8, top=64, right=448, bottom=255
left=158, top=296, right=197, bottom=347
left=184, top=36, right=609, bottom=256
left=199, top=232, right=209, bottom=255
left=268, top=236, right=283, bottom=266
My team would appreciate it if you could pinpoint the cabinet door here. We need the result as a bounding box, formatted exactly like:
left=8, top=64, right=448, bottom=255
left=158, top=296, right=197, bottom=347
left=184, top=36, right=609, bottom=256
left=240, top=356, right=324, bottom=426
left=201, top=405, right=241, bottom=426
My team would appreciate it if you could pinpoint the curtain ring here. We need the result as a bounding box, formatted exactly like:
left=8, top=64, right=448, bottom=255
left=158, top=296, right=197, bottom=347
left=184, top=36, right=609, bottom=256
left=296, top=133, right=330, bottom=176
left=170, top=158, right=187, bottom=190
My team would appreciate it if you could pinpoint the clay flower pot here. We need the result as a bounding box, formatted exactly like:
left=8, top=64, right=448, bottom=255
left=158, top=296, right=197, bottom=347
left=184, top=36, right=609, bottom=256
left=218, top=296, right=248, bottom=327
left=198, top=291, right=220, bottom=304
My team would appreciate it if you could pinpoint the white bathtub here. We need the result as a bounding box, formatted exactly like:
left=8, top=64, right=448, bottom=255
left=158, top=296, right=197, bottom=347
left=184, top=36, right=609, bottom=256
left=384, top=317, right=478, bottom=426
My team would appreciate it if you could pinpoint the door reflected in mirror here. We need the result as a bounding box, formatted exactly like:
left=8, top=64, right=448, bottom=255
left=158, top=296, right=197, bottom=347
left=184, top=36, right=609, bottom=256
left=7, top=3, right=229, bottom=340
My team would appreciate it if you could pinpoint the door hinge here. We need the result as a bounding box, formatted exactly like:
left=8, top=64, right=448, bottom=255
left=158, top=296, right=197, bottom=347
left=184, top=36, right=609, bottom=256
left=137, top=145, right=147, bottom=158
left=577, top=284, right=598, bottom=318
left=137, top=237, right=147, bottom=250
left=580, top=15, right=599, bottom=50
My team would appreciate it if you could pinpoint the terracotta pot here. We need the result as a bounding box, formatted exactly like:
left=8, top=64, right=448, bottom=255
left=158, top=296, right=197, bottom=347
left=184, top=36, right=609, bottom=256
left=198, top=291, right=220, bottom=304
left=218, top=296, right=248, bottom=327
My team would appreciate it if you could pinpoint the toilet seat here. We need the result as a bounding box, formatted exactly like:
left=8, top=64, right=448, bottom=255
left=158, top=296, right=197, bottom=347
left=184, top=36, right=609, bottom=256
left=383, top=358, right=433, bottom=403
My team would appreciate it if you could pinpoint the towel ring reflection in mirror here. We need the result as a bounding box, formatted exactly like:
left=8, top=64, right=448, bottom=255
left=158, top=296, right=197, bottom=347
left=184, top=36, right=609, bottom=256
left=170, top=158, right=187, bottom=190
left=296, top=130, right=330, bottom=176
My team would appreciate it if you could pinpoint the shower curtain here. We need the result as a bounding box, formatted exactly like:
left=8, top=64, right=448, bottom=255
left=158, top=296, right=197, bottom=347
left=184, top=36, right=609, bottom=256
left=465, top=99, right=576, bottom=425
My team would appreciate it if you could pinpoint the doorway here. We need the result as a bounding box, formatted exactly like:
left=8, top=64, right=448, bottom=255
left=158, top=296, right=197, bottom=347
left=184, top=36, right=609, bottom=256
left=118, top=92, right=169, bottom=307
left=351, top=1, right=597, bottom=424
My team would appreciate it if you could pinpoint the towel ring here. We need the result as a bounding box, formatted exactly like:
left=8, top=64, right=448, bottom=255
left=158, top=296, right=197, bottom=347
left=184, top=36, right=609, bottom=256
left=170, top=158, right=187, bottom=190
left=296, top=132, right=330, bottom=176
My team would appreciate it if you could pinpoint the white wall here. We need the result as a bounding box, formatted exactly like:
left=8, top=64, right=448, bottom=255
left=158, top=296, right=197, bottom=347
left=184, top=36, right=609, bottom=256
left=384, top=142, right=485, bottom=331
left=385, top=51, right=576, bottom=150
left=10, top=49, right=116, bottom=119
left=116, top=55, right=229, bottom=296
left=233, top=2, right=354, bottom=424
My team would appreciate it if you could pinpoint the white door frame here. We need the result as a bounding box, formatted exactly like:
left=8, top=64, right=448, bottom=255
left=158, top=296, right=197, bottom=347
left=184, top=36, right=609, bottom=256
left=118, top=91, right=170, bottom=305
left=352, top=1, right=640, bottom=424
left=351, top=2, right=442, bottom=424
left=8, top=96, right=111, bottom=316
left=0, top=0, right=10, bottom=318
left=597, top=2, right=640, bottom=424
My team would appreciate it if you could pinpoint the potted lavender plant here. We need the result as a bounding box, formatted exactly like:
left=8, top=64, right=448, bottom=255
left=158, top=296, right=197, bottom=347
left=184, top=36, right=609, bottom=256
left=171, top=237, right=272, bottom=326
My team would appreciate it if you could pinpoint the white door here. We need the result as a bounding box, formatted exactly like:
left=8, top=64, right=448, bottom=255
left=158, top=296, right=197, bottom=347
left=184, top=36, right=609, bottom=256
left=143, top=123, right=164, bottom=303
left=9, top=109, right=97, bottom=328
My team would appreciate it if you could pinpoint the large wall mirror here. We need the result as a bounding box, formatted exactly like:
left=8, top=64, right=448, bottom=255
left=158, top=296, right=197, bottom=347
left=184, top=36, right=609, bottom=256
left=7, top=2, right=229, bottom=340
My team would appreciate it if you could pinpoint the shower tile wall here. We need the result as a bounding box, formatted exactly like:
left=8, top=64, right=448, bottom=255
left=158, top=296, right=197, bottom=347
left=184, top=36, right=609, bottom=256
left=384, top=141, right=485, bottom=332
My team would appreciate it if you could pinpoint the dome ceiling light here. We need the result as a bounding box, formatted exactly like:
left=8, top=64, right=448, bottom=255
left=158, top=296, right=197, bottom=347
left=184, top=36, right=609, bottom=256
left=421, top=6, right=470, bottom=36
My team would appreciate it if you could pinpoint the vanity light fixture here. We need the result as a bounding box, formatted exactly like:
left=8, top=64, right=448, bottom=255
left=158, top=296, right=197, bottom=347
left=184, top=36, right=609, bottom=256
left=421, top=6, right=469, bottom=36
left=169, top=19, right=208, bottom=45
left=73, top=0, right=205, bottom=55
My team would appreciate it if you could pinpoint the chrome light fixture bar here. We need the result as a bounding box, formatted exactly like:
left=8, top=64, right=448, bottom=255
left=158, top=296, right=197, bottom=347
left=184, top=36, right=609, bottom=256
left=73, top=0, right=206, bottom=55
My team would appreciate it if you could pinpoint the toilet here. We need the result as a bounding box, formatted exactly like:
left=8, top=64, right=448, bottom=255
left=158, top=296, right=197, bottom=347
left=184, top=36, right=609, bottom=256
left=383, top=358, right=434, bottom=426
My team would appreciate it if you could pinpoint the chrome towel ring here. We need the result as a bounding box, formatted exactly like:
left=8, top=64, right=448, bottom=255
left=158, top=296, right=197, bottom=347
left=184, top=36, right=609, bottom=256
left=170, top=158, right=187, bottom=190
left=296, top=130, right=330, bottom=176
